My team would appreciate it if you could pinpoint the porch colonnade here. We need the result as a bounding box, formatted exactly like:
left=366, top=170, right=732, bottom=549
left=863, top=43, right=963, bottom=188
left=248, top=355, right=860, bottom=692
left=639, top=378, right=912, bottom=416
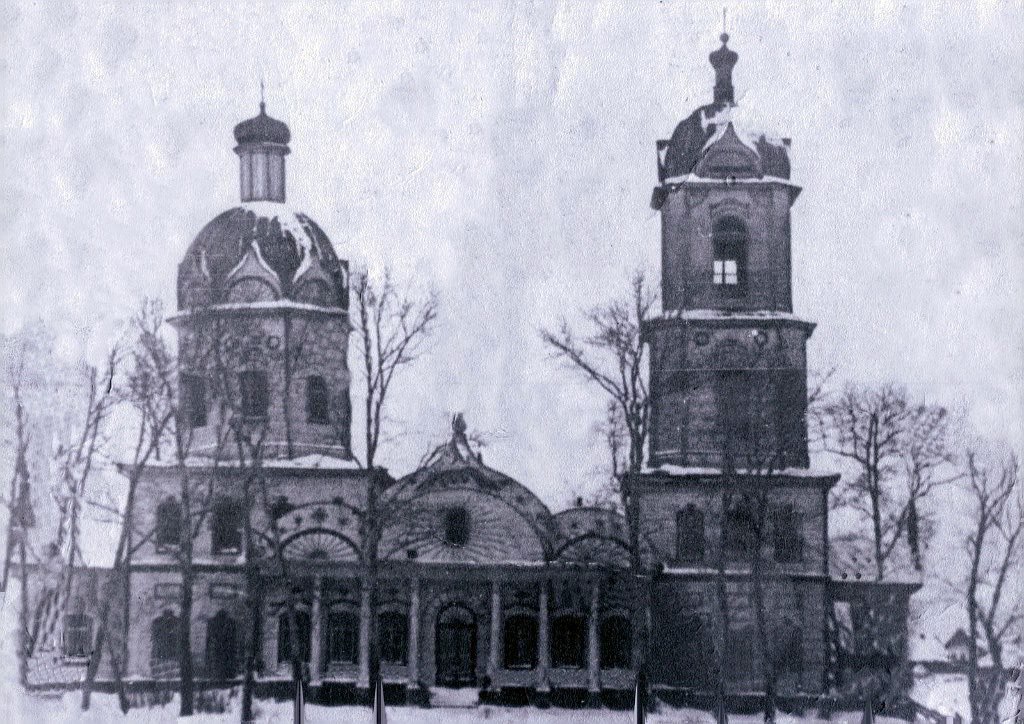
left=294, top=571, right=616, bottom=691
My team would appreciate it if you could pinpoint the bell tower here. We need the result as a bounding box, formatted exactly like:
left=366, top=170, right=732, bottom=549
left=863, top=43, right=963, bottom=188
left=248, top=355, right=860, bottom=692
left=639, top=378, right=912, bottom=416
left=647, top=34, right=812, bottom=470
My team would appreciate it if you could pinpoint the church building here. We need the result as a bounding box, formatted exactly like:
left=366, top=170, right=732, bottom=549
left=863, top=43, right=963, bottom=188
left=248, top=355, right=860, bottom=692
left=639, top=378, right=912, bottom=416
left=26, top=34, right=919, bottom=713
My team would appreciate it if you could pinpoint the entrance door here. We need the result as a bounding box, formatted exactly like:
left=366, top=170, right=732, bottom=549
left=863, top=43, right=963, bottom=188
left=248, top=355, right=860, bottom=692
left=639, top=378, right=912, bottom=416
left=435, top=604, right=477, bottom=687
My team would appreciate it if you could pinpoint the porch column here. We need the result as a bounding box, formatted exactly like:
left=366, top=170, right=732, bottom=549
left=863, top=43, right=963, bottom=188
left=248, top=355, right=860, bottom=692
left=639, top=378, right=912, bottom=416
left=358, top=578, right=371, bottom=688
left=487, top=579, right=502, bottom=685
left=408, top=576, right=420, bottom=686
left=310, top=575, right=324, bottom=682
left=537, top=579, right=550, bottom=692
left=587, top=578, right=601, bottom=695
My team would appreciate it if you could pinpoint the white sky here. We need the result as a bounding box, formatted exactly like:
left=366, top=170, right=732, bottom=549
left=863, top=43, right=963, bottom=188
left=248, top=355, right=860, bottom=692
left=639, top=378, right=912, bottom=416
left=2, top=0, right=1022, bottom=510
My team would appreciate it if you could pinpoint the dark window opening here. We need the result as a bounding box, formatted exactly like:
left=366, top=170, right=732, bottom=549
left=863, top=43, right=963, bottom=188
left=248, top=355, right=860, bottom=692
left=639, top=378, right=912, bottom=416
left=712, top=216, right=748, bottom=292
left=773, top=504, right=804, bottom=563
left=205, top=610, right=238, bottom=679
left=151, top=610, right=179, bottom=663
left=676, top=613, right=712, bottom=687
left=775, top=369, right=807, bottom=466
left=277, top=609, right=311, bottom=664
left=717, top=370, right=753, bottom=457
left=727, top=624, right=759, bottom=685
left=239, top=370, right=269, bottom=419
left=379, top=611, right=409, bottom=665
left=211, top=497, right=243, bottom=554
left=724, top=497, right=758, bottom=561
left=599, top=616, right=632, bottom=669
left=62, top=614, right=92, bottom=658
left=443, top=507, right=470, bottom=547
left=676, top=505, right=706, bottom=563
left=551, top=615, right=586, bottom=669
left=776, top=619, right=803, bottom=677
left=503, top=614, right=538, bottom=669
left=326, top=609, right=359, bottom=665
left=155, top=497, right=182, bottom=551
left=306, top=375, right=329, bottom=425
left=181, top=374, right=207, bottom=427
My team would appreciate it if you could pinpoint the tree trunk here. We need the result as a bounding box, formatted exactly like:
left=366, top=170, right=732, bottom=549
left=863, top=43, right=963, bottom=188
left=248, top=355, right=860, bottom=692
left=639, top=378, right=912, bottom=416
left=17, top=536, right=29, bottom=688
left=751, top=545, right=776, bottom=723
left=715, top=491, right=732, bottom=723
left=179, top=559, right=195, bottom=716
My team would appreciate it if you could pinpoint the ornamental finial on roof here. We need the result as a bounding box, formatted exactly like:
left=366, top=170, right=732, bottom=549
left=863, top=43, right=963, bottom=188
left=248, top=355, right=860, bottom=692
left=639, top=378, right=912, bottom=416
left=452, top=413, right=467, bottom=436
left=709, top=30, right=738, bottom=105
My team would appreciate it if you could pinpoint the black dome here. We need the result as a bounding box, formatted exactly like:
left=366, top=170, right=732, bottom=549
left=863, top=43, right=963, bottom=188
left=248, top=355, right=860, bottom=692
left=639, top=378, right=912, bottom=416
left=233, top=103, right=290, bottom=145
left=177, top=203, right=347, bottom=310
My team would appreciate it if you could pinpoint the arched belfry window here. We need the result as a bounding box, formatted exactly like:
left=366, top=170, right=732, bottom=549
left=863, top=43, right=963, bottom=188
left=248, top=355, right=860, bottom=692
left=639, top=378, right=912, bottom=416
left=155, top=497, right=182, bottom=551
left=712, top=216, right=748, bottom=291
left=676, top=505, right=706, bottom=563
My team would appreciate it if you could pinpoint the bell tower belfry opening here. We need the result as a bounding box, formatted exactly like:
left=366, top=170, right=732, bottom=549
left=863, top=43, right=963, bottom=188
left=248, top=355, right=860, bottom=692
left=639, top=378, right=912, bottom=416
left=647, top=34, right=810, bottom=470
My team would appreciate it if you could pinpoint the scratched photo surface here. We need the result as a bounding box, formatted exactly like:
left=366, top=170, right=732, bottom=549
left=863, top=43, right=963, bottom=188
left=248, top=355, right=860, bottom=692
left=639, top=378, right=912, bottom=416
left=0, top=1, right=1021, bottom=722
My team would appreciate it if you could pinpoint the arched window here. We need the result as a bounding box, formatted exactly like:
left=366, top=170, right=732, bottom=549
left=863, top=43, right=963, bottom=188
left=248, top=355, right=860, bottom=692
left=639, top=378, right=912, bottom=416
left=151, top=610, right=179, bottom=663
left=239, top=370, right=269, bottom=419
left=211, top=497, right=242, bottom=554
left=551, top=615, right=586, bottom=669
left=277, top=609, right=311, bottom=664
left=773, top=504, right=804, bottom=563
left=443, top=507, right=470, bottom=547
left=503, top=614, right=538, bottom=669
left=180, top=374, right=207, bottom=427
left=379, top=611, right=409, bottom=665
left=727, top=623, right=759, bottom=686
left=599, top=616, right=632, bottom=669
left=62, top=613, right=92, bottom=659
left=306, top=375, right=329, bottom=425
left=677, top=612, right=712, bottom=687
left=155, top=497, right=182, bottom=551
left=205, top=610, right=238, bottom=679
left=724, top=497, right=757, bottom=561
left=711, top=216, right=748, bottom=291
left=326, top=608, right=359, bottom=665
left=776, top=617, right=803, bottom=680
left=676, top=505, right=706, bottom=563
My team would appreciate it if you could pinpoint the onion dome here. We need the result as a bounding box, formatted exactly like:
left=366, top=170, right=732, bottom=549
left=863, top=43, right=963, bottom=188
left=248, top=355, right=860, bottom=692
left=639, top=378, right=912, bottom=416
left=233, top=101, right=290, bottom=146
left=177, top=202, right=348, bottom=310
left=655, top=34, right=791, bottom=189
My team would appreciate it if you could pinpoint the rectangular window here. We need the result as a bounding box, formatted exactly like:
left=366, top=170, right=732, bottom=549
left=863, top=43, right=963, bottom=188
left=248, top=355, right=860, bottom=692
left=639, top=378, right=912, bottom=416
left=713, top=259, right=739, bottom=285
left=306, top=375, right=330, bottom=425
left=63, top=614, right=92, bottom=659
left=181, top=374, right=207, bottom=427
left=773, top=505, right=804, bottom=563
left=239, top=370, right=269, bottom=419
left=211, top=498, right=243, bottom=554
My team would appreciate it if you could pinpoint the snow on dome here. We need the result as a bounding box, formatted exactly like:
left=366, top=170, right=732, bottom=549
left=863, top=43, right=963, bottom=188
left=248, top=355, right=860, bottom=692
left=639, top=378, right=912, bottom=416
left=177, top=202, right=348, bottom=310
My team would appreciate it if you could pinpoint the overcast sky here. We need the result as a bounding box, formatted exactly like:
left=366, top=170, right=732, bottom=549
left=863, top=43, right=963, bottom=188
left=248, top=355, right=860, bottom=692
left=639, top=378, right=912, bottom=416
left=2, top=0, right=1022, bottom=510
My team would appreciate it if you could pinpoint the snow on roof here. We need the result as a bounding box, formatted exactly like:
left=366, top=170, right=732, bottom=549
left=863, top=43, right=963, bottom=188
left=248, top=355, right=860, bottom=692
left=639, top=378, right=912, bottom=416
left=239, top=201, right=319, bottom=283
left=642, top=463, right=836, bottom=479
left=661, top=172, right=798, bottom=187
left=141, top=453, right=361, bottom=471
left=225, top=239, right=282, bottom=285
left=169, top=299, right=347, bottom=320
left=653, top=308, right=812, bottom=323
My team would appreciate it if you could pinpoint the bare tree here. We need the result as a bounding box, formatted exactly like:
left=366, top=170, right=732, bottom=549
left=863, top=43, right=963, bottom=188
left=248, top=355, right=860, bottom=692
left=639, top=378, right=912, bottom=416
left=345, top=265, right=439, bottom=696
left=351, top=266, right=439, bottom=470
left=541, top=270, right=654, bottom=477
left=542, top=270, right=657, bottom=709
left=961, top=447, right=1022, bottom=724
left=814, top=383, right=952, bottom=579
